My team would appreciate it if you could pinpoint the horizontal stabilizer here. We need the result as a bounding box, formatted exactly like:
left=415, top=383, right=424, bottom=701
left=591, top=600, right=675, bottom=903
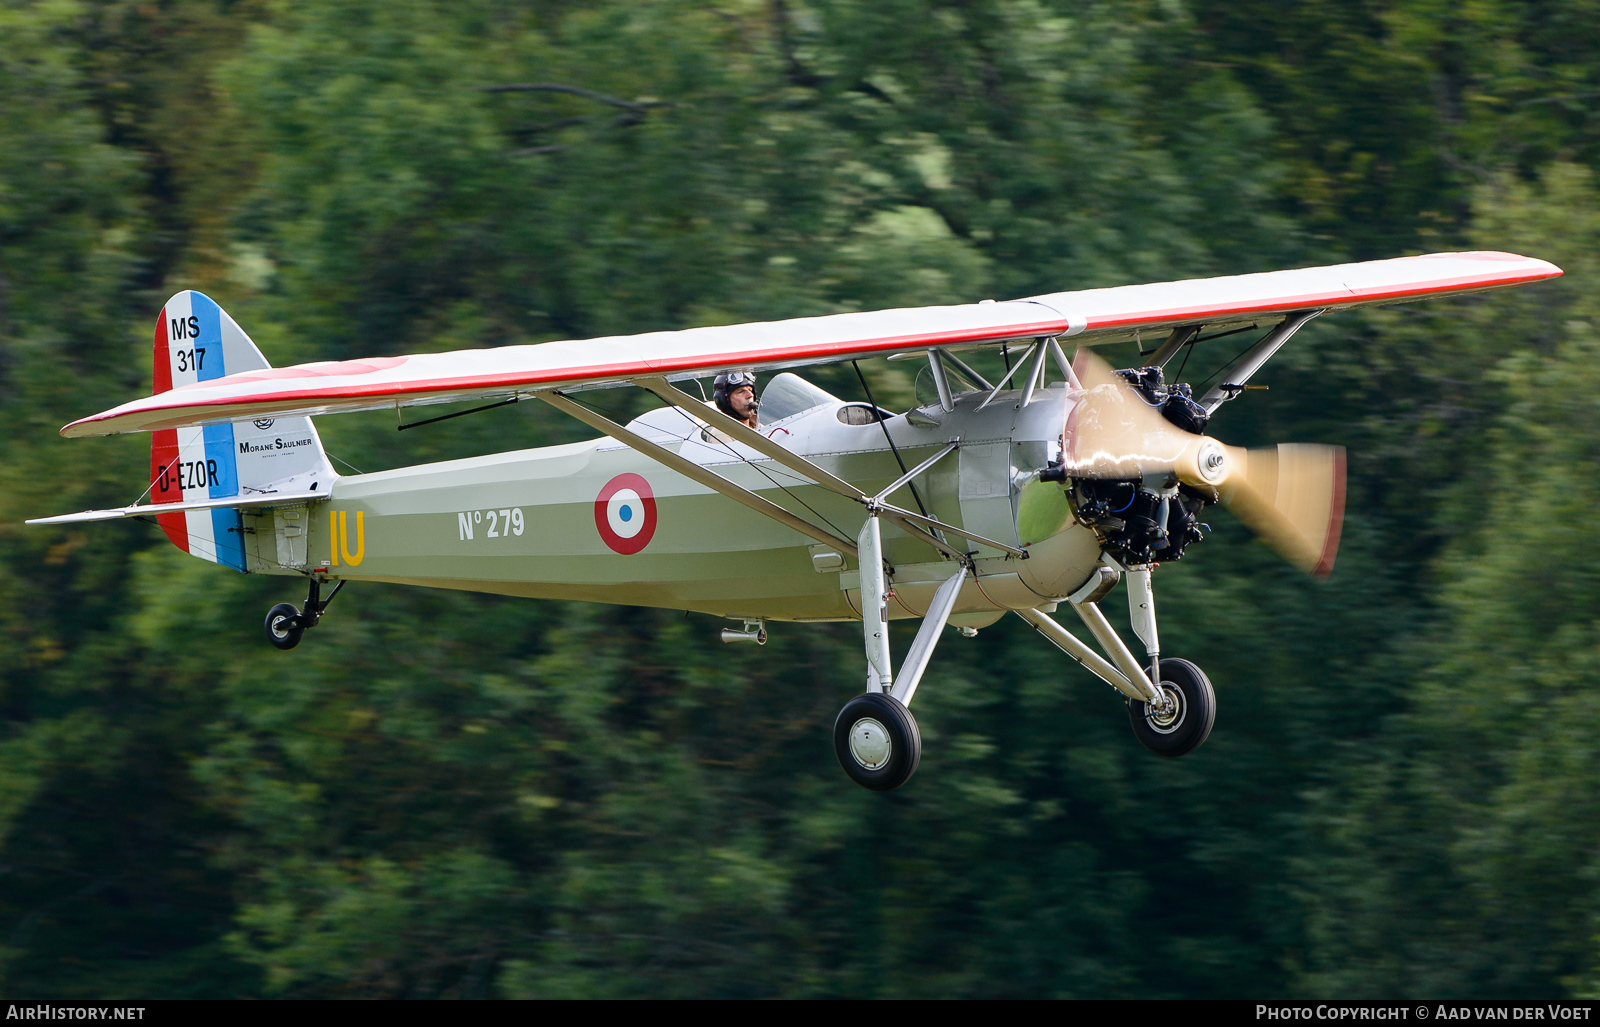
left=27, top=491, right=325, bottom=525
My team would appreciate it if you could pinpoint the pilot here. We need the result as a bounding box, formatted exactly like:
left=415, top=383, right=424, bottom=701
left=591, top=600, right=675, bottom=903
left=713, top=370, right=759, bottom=428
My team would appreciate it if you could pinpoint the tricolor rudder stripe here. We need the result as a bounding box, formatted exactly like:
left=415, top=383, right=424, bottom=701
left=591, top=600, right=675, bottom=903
left=148, top=291, right=333, bottom=572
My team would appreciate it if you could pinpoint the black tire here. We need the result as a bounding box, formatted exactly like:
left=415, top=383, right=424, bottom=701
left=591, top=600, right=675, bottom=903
left=265, top=603, right=305, bottom=651
left=1127, top=657, right=1215, bottom=757
left=833, top=691, right=922, bottom=791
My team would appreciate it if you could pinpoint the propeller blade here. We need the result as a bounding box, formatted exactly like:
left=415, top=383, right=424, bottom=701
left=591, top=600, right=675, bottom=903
left=1063, top=349, right=1193, bottom=479
left=1063, top=348, right=1345, bottom=577
left=1217, top=444, right=1346, bottom=578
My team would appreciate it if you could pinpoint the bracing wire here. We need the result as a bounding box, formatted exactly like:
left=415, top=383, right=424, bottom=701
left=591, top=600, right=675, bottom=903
left=1173, top=335, right=1198, bottom=383
left=663, top=407, right=854, bottom=541
left=327, top=452, right=366, bottom=475
left=1194, top=331, right=1271, bottom=391
left=128, top=453, right=181, bottom=508
left=580, top=392, right=855, bottom=543
left=852, top=361, right=931, bottom=518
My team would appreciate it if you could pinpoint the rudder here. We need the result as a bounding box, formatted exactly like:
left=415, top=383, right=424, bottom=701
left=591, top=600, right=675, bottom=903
left=149, top=291, right=332, bottom=571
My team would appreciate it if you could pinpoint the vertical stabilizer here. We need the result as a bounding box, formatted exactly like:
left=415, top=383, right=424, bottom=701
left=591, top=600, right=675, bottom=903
left=149, top=291, right=332, bottom=571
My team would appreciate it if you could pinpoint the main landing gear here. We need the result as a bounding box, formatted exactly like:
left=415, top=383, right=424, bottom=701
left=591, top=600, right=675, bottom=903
left=264, top=576, right=344, bottom=651
left=834, top=547, right=1217, bottom=789
left=1128, top=657, right=1215, bottom=757
left=1017, top=557, right=1216, bottom=759
left=834, top=691, right=922, bottom=791
left=833, top=515, right=968, bottom=791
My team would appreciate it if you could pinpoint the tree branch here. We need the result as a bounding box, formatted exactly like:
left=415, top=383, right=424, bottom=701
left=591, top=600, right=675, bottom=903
left=507, top=117, right=590, bottom=138
left=477, top=82, right=665, bottom=113
left=771, top=0, right=824, bottom=89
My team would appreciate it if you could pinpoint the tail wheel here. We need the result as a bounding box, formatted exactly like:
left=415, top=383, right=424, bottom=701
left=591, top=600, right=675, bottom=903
left=1128, top=658, right=1215, bottom=757
left=833, top=691, right=921, bottom=791
left=265, top=603, right=305, bottom=650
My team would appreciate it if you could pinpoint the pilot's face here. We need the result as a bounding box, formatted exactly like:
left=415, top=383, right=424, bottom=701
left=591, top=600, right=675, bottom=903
left=729, top=384, right=756, bottom=419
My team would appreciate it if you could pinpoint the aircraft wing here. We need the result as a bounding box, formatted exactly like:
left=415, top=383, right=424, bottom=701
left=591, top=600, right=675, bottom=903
left=62, top=251, right=1560, bottom=438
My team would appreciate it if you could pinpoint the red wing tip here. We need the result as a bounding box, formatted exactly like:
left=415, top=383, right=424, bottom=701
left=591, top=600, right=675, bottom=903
left=1312, top=448, right=1347, bottom=580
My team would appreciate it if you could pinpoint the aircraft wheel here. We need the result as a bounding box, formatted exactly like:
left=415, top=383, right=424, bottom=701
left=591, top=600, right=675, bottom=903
left=833, top=691, right=921, bottom=791
left=265, top=603, right=304, bottom=651
left=1128, top=658, right=1215, bottom=757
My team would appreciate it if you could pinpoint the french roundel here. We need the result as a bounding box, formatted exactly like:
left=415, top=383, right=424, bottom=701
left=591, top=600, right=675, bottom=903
left=594, top=473, right=657, bottom=555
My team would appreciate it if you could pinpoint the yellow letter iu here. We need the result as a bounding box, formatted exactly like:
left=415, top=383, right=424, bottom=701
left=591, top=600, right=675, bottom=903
left=329, top=510, right=364, bottom=567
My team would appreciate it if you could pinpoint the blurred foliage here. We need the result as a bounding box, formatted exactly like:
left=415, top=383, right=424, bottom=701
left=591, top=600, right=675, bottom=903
left=2, top=0, right=1599, bottom=999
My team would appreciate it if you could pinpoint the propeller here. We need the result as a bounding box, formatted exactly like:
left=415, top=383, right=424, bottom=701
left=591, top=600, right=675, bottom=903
left=1063, top=348, right=1345, bottom=577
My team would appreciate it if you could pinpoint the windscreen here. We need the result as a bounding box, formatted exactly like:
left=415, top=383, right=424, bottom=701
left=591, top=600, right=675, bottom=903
left=758, top=373, right=838, bottom=423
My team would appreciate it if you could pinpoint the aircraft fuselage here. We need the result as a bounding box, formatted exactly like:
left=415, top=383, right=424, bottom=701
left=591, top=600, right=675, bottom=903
left=238, top=383, right=1105, bottom=626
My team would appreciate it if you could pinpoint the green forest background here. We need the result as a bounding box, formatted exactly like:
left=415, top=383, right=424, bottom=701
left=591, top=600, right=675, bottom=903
left=3, top=0, right=1600, bottom=998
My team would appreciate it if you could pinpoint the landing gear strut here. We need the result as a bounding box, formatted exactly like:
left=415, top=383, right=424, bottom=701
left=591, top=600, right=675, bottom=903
left=834, top=514, right=969, bottom=791
left=264, top=576, right=344, bottom=651
left=1017, top=556, right=1216, bottom=757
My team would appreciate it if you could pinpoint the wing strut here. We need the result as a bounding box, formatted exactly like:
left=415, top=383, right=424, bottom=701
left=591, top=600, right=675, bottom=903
left=634, top=377, right=867, bottom=501
left=1199, top=309, right=1322, bottom=412
left=630, top=378, right=1021, bottom=560
left=976, top=342, right=1039, bottom=410
left=1141, top=325, right=1201, bottom=369
left=876, top=501, right=1027, bottom=558
left=536, top=389, right=861, bottom=558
